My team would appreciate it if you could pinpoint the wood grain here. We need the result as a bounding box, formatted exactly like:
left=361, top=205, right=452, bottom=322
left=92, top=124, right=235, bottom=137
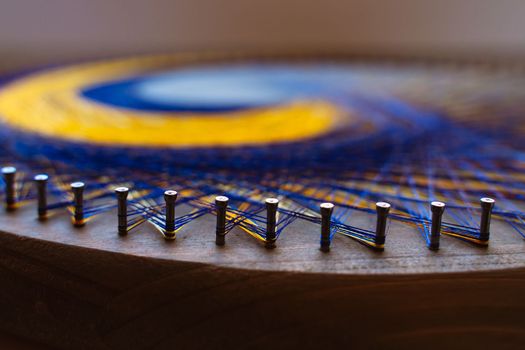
left=1, top=202, right=524, bottom=275
left=0, top=202, right=524, bottom=349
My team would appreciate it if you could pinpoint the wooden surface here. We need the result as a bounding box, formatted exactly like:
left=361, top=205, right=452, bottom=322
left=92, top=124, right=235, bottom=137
left=1, top=202, right=524, bottom=275
left=0, top=203, right=524, bottom=349
left=0, top=331, right=52, bottom=350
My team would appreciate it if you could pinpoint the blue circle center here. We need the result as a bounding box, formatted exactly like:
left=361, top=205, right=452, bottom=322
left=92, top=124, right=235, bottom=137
left=80, top=65, right=358, bottom=113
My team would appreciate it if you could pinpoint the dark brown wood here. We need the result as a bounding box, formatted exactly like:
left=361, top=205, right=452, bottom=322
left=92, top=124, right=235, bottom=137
left=0, top=203, right=524, bottom=349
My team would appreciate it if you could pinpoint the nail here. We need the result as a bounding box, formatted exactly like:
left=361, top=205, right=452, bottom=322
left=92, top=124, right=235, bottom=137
left=71, top=182, right=85, bottom=227
left=34, top=174, right=49, bottom=220
left=115, top=187, right=129, bottom=236
left=265, top=198, right=279, bottom=249
left=320, top=202, right=334, bottom=252
left=2, top=166, right=16, bottom=211
left=164, top=190, right=178, bottom=239
left=429, top=201, right=445, bottom=250
left=479, top=197, right=495, bottom=242
left=375, top=201, right=391, bottom=248
left=215, top=196, right=229, bottom=246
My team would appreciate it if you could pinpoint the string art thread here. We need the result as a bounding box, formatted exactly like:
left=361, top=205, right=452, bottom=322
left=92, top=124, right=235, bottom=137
left=0, top=54, right=524, bottom=252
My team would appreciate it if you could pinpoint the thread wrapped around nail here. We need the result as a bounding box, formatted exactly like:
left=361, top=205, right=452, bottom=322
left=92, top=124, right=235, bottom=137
left=265, top=198, right=279, bottom=249
left=164, top=190, right=178, bottom=239
left=71, top=182, right=85, bottom=227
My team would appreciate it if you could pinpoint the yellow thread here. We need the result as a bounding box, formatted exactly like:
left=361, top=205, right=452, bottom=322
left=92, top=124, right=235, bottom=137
left=442, top=231, right=488, bottom=245
left=127, top=218, right=146, bottom=231
left=0, top=56, right=347, bottom=148
left=225, top=211, right=266, bottom=242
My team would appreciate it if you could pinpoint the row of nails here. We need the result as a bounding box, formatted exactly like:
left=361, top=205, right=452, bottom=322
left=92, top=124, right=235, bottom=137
left=2, top=167, right=495, bottom=251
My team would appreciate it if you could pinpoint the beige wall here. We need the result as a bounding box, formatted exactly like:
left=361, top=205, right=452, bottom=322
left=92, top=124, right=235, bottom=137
left=1, top=0, right=525, bottom=71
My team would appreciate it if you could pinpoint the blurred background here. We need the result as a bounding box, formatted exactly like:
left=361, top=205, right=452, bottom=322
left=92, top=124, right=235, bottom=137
left=1, top=0, right=524, bottom=348
left=2, top=0, right=525, bottom=73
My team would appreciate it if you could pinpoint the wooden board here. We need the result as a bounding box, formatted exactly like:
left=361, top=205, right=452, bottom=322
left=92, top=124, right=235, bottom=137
left=0, top=202, right=524, bottom=349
